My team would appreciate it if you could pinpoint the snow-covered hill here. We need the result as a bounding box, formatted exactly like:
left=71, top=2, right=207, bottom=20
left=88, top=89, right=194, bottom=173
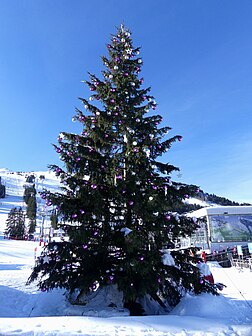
left=0, top=168, right=61, bottom=235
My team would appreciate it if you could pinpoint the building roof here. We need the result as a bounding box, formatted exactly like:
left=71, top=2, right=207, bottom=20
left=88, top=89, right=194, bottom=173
left=188, top=205, right=252, bottom=218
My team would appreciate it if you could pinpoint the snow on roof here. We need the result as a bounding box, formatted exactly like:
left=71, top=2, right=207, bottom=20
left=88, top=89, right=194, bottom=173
left=188, top=205, right=252, bottom=218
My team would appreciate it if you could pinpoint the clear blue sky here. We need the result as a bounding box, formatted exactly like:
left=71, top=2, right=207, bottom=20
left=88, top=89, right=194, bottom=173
left=1, top=0, right=252, bottom=203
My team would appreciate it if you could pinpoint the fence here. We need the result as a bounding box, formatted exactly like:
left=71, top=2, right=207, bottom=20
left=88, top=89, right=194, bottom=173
left=205, top=244, right=252, bottom=271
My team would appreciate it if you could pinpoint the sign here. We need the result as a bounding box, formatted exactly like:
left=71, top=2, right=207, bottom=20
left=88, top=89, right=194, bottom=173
left=237, top=245, right=243, bottom=256
left=209, top=214, right=252, bottom=242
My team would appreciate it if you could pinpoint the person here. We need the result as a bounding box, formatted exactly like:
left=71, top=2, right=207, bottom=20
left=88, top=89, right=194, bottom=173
left=197, top=260, right=214, bottom=284
left=201, top=250, right=206, bottom=263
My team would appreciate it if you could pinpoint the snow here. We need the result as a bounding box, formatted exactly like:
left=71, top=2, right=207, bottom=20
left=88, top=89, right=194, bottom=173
left=162, top=250, right=175, bottom=266
left=0, top=169, right=252, bottom=335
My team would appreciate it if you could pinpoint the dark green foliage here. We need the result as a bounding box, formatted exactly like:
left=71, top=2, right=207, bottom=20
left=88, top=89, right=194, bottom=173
left=206, top=193, right=240, bottom=206
left=171, top=201, right=202, bottom=214
left=23, top=184, right=36, bottom=205
left=50, top=210, right=59, bottom=229
left=26, top=174, right=36, bottom=183
left=28, top=219, right=36, bottom=234
left=28, top=25, right=217, bottom=313
left=205, top=193, right=251, bottom=206
left=0, top=176, right=5, bottom=198
left=24, top=184, right=37, bottom=233
left=27, top=195, right=37, bottom=220
left=0, top=184, right=6, bottom=198
left=5, top=207, right=25, bottom=239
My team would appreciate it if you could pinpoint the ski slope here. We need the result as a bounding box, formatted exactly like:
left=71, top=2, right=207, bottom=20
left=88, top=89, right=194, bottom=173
left=0, top=168, right=61, bottom=235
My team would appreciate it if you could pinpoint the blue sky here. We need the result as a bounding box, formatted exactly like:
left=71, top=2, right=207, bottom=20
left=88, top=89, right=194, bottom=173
left=1, top=0, right=252, bottom=203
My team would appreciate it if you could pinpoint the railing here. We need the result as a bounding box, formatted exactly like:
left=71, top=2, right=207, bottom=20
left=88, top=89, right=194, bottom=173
left=205, top=245, right=252, bottom=270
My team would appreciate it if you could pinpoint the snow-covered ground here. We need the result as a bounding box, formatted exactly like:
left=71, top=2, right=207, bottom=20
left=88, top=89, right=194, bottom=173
left=0, top=168, right=252, bottom=335
left=0, top=236, right=251, bottom=335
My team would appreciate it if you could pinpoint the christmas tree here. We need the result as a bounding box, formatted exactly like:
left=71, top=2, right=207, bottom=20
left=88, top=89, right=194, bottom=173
left=27, top=24, right=217, bottom=314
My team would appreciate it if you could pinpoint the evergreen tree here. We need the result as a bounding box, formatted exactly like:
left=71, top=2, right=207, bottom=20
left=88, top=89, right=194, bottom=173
left=27, top=25, right=217, bottom=313
left=23, top=184, right=36, bottom=205
left=28, top=219, right=36, bottom=235
left=50, top=209, right=59, bottom=230
left=0, top=176, right=6, bottom=198
left=5, top=207, right=25, bottom=239
left=27, top=195, right=37, bottom=220
left=24, top=185, right=37, bottom=233
left=26, top=174, right=36, bottom=183
left=0, top=184, right=5, bottom=198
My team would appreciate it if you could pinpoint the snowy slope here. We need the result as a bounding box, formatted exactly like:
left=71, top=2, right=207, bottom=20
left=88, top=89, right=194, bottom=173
left=0, top=168, right=61, bottom=234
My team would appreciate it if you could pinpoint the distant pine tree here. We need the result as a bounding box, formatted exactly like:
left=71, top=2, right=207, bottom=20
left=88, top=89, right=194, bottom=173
left=206, top=193, right=240, bottom=206
left=27, top=195, right=37, bottom=220
left=50, top=210, right=58, bottom=229
left=23, top=184, right=36, bottom=205
left=26, top=174, right=36, bottom=183
left=5, top=207, right=25, bottom=239
left=24, top=184, right=37, bottom=234
left=0, top=184, right=6, bottom=198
